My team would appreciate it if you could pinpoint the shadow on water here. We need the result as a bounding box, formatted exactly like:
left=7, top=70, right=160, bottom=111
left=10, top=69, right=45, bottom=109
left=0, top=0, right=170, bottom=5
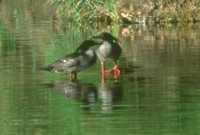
left=45, top=79, right=123, bottom=113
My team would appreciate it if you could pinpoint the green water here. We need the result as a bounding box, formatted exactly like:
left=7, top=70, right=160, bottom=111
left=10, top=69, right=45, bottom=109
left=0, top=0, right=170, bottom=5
left=1, top=1, right=200, bottom=135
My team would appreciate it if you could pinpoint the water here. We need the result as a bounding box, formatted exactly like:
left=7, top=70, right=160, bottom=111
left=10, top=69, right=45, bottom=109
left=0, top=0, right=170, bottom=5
left=1, top=1, right=200, bottom=135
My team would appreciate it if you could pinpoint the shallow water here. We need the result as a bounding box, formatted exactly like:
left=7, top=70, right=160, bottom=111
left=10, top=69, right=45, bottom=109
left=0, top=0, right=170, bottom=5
left=1, top=1, right=200, bottom=135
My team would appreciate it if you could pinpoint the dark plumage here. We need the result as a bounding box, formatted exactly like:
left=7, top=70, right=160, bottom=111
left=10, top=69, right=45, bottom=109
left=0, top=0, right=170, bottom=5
left=41, top=40, right=99, bottom=81
left=93, top=32, right=122, bottom=80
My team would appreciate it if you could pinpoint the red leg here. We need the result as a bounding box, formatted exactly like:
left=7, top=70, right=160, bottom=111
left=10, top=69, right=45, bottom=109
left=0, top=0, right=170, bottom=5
left=101, top=62, right=109, bottom=75
left=101, top=73, right=105, bottom=83
left=68, top=72, right=72, bottom=81
left=101, top=62, right=104, bottom=74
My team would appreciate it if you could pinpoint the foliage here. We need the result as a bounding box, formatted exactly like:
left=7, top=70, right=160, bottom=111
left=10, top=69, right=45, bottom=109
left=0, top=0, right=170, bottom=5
left=47, top=0, right=119, bottom=24
left=148, top=0, right=200, bottom=23
left=47, top=0, right=200, bottom=25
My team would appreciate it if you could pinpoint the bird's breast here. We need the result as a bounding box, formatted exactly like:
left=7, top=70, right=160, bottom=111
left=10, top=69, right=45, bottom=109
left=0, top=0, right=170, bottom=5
left=97, top=42, right=112, bottom=61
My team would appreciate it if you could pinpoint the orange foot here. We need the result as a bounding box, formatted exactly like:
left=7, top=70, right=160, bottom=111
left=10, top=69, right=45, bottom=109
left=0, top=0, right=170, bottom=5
left=109, top=65, right=121, bottom=79
left=100, top=68, right=110, bottom=76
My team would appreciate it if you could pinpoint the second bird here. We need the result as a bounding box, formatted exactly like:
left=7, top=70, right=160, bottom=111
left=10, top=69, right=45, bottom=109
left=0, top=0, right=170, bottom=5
left=93, top=32, right=122, bottom=80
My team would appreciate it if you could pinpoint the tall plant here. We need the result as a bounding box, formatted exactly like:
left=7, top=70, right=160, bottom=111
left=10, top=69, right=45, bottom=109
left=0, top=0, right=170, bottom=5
left=47, top=0, right=118, bottom=24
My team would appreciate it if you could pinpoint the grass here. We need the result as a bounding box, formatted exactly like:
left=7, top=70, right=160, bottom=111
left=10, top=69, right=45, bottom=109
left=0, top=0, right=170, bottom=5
left=47, top=0, right=200, bottom=25
left=47, top=0, right=118, bottom=24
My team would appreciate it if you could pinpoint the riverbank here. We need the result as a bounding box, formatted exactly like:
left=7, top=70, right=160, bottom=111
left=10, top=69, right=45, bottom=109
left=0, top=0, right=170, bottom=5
left=47, top=0, right=200, bottom=25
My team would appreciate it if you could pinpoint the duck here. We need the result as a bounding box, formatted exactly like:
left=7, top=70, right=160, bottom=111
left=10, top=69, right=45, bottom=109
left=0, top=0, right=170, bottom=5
left=93, top=32, right=122, bottom=80
left=41, top=40, right=99, bottom=81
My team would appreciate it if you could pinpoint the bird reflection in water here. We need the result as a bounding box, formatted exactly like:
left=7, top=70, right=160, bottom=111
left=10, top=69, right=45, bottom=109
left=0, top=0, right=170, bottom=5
left=98, top=80, right=123, bottom=113
left=51, top=79, right=123, bottom=113
left=53, top=80, right=98, bottom=111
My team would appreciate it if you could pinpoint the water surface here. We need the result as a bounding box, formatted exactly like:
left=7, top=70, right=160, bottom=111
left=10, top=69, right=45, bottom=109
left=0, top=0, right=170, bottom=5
left=1, top=1, right=200, bottom=135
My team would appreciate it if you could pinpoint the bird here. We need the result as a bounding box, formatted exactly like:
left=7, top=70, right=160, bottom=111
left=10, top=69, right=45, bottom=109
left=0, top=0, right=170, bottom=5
left=41, top=40, right=99, bottom=81
left=92, top=32, right=122, bottom=80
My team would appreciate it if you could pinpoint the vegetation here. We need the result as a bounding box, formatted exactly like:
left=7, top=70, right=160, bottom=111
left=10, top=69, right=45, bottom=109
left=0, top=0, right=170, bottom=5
left=47, top=0, right=119, bottom=24
left=147, top=0, right=200, bottom=23
left=47, top=0, right=200, bottom=25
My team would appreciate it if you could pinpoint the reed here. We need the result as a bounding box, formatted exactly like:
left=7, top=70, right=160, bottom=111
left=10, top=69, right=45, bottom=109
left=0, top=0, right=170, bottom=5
left=47, top=0, right=118, bottom=24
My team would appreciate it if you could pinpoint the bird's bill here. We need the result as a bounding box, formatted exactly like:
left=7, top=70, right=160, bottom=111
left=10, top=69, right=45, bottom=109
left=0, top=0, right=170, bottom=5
left=111, top=36, right=118, bottom=42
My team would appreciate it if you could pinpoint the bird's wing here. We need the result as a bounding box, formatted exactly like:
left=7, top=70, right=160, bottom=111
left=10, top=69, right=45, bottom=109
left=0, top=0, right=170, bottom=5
left=110, top=42, right=122, bottom=61
left=50, top=53, right=81, bottom=72
left=62, top=55, right=81, bottom=68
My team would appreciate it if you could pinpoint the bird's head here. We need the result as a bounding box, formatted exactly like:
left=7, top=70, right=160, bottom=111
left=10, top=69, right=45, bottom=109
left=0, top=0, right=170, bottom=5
left=92, top=32, right=118, bottom=42
left=75, top=40, right=100, bottom=52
